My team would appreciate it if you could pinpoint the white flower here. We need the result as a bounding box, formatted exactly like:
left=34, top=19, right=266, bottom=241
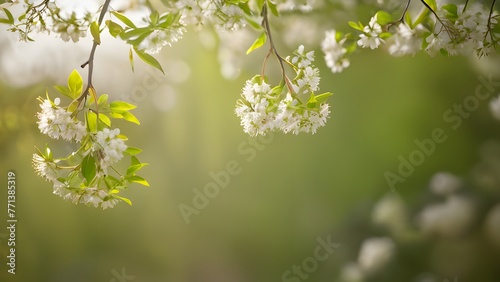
left=489, top=95, right=500, bottom=121
left=101, top=198, right=119, bottom=210
left=93, top=128, right=127, bottom=168
left=425, top=32, right=451, bottom=56
left=429, top=172, right=461, bottom=195
left=53, top=22, right=86, bottom=43
left=295, top=66, right=320, bottom=94
left=322, top=30, right=350, bottom=73
left=388, top=23, right=422, bottom=57
left=340, top=262, right=364, bottom=282
left=357, top=237, right=396, bottom=274
left=235, top=80, right=276, bottom=136
left=417, top=195, right=475, bottom=237
left=138, top=26, right=186, bottom=55
left=32, top=153, right=58, bottom=182
left=357, top=15, right=385, bottom=49
left=372, top=193, right=408, bottom=235
left=36, top=98, right=87, bottom=142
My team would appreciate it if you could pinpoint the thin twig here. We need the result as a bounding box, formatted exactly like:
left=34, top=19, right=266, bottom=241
left=78, top=0, right=112, bottom=104
left=260, top=0, right=294, bottom=93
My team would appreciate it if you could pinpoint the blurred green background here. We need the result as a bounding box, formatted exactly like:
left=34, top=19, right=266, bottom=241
left=1, top=4, right=500, bottom=281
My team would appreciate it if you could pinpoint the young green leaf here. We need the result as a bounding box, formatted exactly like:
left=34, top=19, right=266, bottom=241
left=81, top=154, right=96, bottom=184
left=106, top=20, right=124, bottom=38
left=121, top=111, right=140, bottom=125
left=86, top=111, right=98, bottom=133
left=110, top=101, right=137, bottom=111
left=246, top=32, right=266, bottom=55
left=267, top=1, right=279, bottom=17
left=67, top=70, right=83, bottom=98
left=376, top=10, right=393, bottom=26
left=348, top=21, right=364, bottom=31
left=1, top=8, right=14, bottom=24
left=53, top=85, right=73, bottom=99
left=127, top=175, right=150, bottom=187
left=99, top=113, right=111, bottom=127
left=125, top=147, right=143, bottom=155
left=90, top=21, right=101, bottom=44
left=114, top=195, right=133, bottom=205
left=133, top=47, right=164, bottom=74
left=111, top=11, right=137, bottom=28
left=127, top=163, right=149, bottom=175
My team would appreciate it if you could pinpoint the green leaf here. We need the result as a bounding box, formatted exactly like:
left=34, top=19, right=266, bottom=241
left=81, top=154, right=96, bottom=184
left=348, top=21, right=364, bottom=31
left=246, top=32, right=266, bottom=55
left=125, top=147, right=142, bottom=155
left=121, top=111, right=140, bottom=125
left=67, top=70, right=83, bottom=98
left=111, top=11, right=137, bottom=28
left=121, top=27, right=152, bottom=41
left=442, top=4, right=458, bottom=21
left=110, top=101, right=137, bottom=111
left=86, top=111, right=98, bottom=133
left=53, top=85, right=73, bottom=99
left=379, top=32, right=392, bottom=39
left=376, top=10, right=393, bottom=26
left=67, top=99, right=80, bottom=113
left=315, top=92, right=333, bottom=104
left=1, top=8, right=14, bottom=24
left=99, top=113, right=111, bottom=127
left=127, top=175, right=150, bottom=187
left=133, top=47, right=164, bottom=74
left=106, top=20, right=123, bottom=38
left=306, top=93, right=317, bottom=108
left=127, top=162, right=149, bottom=175
left=267, top=1, right=279, bottom=17
left=404, top=10, right=412, bottom=27
left=90, top=21, right=101, bottom=44
left=131, top=155, right=140, bottom=166
left=98, top=94, right=108, bottom=106
left=114, top=195, right=133, bottom=205
left=245, top=15, right=263, bottom=30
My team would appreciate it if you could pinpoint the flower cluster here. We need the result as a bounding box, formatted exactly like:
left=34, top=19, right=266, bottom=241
left=36, top=97, right=86, bottom=142
left=92, top=128, right=127, bottom=169
left=235, top=45, right=332, bottom=136
left=321, top=30, right=351, bottom=73
left=325, top=2, right=500, bottom=74
left=32, top=70, right=148, bottom=210
left=357, top=14, right=385, bottom=49
left=175, top=0, right=246, bottom=31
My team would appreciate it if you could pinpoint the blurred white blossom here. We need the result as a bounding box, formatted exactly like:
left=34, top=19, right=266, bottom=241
left=357, top=237, right=396, bottom=274
left=417, top=195, right=474, bottom=237
left=429, top=172, right=462, bottom=196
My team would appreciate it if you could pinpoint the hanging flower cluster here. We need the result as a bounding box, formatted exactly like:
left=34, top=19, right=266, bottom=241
left=235, top=45, right=332, bottom=136
left=322, top=1, right=500, bottom=73
left=32, top=70, right=148, bottom=209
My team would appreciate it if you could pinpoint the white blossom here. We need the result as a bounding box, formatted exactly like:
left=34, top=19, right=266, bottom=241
left=93, top=128, right=127, bottom=168
left=417, top=195, right=475, bottom=237
left=357, top=237, right=396, bottom=274
left=388, top=23, right=422, bottom=57
left=429, top=172, right=462, bottom=195
left=36, top=98, right=87, bottom=142
left=357, top=15, right=385, bottom=49
left=138, top=26, right=186, bottom=55
left=321, top=30, right=350, bottom=73
left=32, top=153, right=58, bottom=182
